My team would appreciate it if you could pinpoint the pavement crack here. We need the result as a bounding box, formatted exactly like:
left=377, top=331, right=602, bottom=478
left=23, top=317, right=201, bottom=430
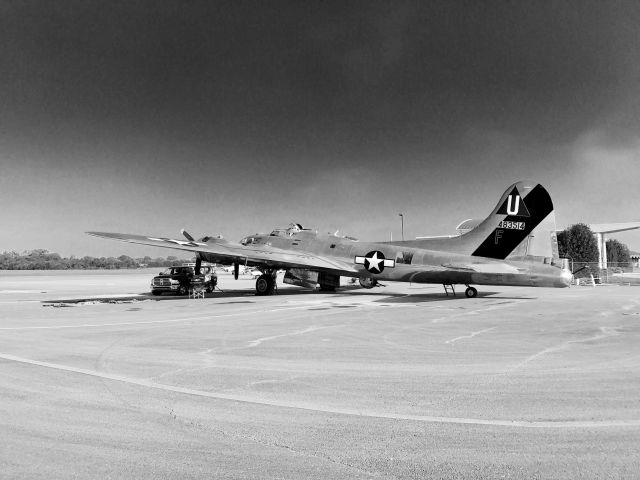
left=179, top=418, right=395, bottom=479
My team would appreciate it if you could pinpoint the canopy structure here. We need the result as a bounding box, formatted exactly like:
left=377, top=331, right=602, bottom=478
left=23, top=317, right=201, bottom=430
left=588, top=223, right=640, bottom=269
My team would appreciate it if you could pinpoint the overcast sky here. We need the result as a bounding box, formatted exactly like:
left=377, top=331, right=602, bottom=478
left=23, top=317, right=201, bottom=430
left=1, top=1, right=639, bottom=257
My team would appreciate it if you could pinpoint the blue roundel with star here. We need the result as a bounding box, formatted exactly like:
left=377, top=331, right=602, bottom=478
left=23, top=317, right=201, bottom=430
left=354, top=250, right=395, bottom=274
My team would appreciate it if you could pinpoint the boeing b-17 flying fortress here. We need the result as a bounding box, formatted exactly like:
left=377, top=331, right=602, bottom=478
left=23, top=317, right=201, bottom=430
left=88, top=181, right=573, bottom=297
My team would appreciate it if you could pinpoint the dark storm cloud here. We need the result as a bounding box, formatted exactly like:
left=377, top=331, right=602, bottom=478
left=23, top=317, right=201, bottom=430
left=3, top=1, right=638, bottom=157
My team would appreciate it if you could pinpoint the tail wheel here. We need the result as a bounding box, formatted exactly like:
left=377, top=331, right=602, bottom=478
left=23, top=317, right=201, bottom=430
left=255, top=275, right=274, bottom=296
left=465, top=286, right=478, bottom=298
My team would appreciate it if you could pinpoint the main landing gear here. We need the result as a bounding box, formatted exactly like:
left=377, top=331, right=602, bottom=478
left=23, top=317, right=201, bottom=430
left=255, top=270, right=277, bottom=296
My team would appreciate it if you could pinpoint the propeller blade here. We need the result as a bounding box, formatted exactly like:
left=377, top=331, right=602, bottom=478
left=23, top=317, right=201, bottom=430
left=181, top=229, right=195, bottom=242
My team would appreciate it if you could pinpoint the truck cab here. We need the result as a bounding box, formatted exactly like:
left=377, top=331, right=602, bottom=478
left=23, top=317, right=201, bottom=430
left=150, top=263, right=217, bottom=296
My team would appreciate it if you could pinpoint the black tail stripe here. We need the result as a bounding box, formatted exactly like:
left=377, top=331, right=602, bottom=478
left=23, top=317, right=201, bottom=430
left=471, top=184, right=553, bottom=259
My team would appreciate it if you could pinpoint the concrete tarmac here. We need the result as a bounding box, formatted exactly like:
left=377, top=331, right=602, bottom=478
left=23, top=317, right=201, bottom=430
left=1, top=269, right=639, bottom=479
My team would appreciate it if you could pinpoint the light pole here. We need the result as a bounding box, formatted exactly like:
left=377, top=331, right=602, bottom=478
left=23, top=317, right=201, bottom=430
left=398, top=213, right=404, bottom=241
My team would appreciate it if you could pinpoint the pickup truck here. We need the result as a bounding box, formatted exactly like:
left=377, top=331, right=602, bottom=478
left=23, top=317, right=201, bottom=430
left=150, top=263, right=217, bottom=296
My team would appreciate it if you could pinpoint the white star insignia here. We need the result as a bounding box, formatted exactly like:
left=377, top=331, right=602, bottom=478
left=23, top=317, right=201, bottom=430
left=365, top=252, right=383, bottom=273
left=355, top=251, right=395, bottom=273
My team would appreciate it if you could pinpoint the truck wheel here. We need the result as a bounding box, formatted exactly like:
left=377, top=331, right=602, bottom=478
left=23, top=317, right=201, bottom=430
left=178, top=285, right=188, bottom=296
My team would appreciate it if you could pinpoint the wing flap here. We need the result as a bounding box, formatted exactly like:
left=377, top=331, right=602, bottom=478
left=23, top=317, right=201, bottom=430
left=441, top=262, right=522, bottom=274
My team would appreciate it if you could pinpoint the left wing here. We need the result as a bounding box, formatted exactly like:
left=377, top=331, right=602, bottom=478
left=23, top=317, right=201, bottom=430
left=87, top=231, right=358, bottom=274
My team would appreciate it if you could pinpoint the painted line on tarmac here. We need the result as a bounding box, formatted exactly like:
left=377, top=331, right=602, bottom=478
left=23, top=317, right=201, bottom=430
left=508, top=326, right=621, bottom=372
left=247, top=325, right=340, bottom=347
left=2, top=352, right=639, bottom=429
left=445, top=327, right=496, bottom=344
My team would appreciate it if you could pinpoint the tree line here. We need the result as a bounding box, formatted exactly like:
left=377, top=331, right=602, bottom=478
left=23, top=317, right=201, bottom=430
left=0, top=250, right=191, bottom=270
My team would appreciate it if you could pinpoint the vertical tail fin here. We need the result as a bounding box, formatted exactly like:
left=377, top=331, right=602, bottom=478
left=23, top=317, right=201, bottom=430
left=465, top=181, right=556, bottom=260
left=386, top=181, right=558, bottom=261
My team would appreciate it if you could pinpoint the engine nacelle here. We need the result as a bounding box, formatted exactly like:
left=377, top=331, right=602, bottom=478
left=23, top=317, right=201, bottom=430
left=359, top=277, right=378, bottom=289
left=284, top=269, right=319, bottom=289
left=284, top=269, right=341, bottom=290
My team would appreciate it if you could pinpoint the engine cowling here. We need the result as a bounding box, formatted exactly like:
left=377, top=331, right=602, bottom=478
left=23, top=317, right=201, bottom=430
left=359, top=277, right=378, bottom=289
left=284, top=269, right=319, bottom=289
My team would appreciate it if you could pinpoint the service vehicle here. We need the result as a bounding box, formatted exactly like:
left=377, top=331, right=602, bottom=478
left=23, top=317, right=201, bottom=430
left=150, top=263, right=217, bottom=296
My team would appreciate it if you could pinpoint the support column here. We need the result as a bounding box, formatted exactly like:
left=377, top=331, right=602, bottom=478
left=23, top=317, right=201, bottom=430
left=595, top=233, right=608, bottom=269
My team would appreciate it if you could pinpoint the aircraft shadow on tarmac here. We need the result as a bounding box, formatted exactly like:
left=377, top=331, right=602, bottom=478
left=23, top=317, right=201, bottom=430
left=370, top=292, right=534, bottom=303
left=41, top=286, right=534, bottom=305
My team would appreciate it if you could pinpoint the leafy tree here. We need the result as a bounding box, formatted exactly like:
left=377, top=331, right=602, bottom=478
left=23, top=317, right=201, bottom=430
left=557, top=223, right=598, bottom=262
left=606, top=238, right=631, bottom=270
left=557, top=223, right=599, bottom=276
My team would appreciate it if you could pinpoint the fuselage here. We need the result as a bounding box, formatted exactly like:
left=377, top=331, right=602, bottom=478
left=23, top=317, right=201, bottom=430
left=235, top=228, right=571, bottom=288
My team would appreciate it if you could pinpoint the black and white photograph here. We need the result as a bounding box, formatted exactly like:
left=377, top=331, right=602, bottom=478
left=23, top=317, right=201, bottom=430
left=1, top=1, right=639, bottom=478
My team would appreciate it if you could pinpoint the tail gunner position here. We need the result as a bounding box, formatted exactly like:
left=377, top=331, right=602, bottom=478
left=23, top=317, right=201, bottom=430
left=88, top=181, right=572, bottom=297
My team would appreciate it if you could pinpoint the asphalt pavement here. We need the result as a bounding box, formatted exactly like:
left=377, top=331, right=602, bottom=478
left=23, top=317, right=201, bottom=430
left=1, top=269, right=639, bottom=479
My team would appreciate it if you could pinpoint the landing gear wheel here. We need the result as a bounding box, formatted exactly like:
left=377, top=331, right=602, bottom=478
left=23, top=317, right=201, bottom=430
left=255, top=274, right=274, bottom=296
left=358, top=277, right=378, bottom=289
left=465, top=286, right=478, bottom=298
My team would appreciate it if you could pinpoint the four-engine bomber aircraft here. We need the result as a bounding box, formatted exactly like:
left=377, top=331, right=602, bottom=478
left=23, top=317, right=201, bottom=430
left=88, top=181, right=572, bottom=297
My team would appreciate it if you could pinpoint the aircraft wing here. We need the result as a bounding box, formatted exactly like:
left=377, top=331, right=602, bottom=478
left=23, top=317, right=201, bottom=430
left=86, top=231, right=359, bottom=274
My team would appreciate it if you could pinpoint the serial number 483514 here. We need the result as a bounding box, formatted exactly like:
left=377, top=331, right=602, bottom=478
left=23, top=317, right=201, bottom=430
left=498, top=220, right=525, bottom=230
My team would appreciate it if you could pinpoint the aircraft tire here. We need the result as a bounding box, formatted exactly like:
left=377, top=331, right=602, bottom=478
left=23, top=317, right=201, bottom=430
left=256, top=275, right=273, bottom=296
left=465, top=286, right=478, bottom=298
left=358, top=278, right=377, bottom=289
